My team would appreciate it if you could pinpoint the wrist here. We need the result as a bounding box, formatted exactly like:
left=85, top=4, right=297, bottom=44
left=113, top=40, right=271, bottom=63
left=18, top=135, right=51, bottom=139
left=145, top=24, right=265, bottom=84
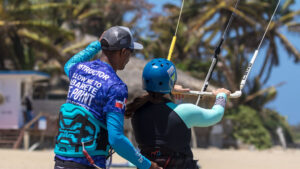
left=215, top=93, right=227, bottom=108
left=142, top=156, right=151, bottom=169
left=90, top=41, right=102, bottom=51
left=216, top=93, right=227, bottom=99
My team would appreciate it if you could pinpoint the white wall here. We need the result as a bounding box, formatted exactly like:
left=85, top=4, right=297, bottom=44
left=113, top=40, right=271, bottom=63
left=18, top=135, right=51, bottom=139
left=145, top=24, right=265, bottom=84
left=0, top=78, right=22, bottom=129
left=32, top=99, right=65, bottom=116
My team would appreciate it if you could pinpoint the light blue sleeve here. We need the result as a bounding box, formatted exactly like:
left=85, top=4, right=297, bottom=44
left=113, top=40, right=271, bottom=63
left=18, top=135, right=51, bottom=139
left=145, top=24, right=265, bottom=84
left=167, top=93, right=227, bottom=128
left=64, top=41, right=101, bottom=77
left=106, top=111, right=151, bottom=169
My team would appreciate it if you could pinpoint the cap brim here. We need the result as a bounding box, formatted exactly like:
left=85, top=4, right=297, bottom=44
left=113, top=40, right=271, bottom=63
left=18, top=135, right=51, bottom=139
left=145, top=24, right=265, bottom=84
left=133, top=42, right=143, bottom=50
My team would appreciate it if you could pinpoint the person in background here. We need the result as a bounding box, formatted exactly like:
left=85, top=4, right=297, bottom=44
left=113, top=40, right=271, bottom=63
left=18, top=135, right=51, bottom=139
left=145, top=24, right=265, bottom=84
left=126, top=58, right=231, bottom=169
left=54, top=26, right=162, bottom=169
left=22, top=96, right=33, bottom=125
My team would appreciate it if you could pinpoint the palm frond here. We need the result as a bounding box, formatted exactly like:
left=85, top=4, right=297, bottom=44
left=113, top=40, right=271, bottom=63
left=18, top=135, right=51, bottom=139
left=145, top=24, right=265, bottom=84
left=62, top=41, right=92, bottom=54
left=279, top=10, right=300, bottom=23
left=78, top=9, right=104, bottom=20
left=0, top=20, right=74, bottom=40
left=191, top=1, right=226, bottom=30
left=287, top=22, right=300, bottom=32
left=11, top=2, right=71, bottom=12
left=244, top=83, right=283, bottom=104
left=72, top=2, right=91, bottom=17
left=226, top=6, right=257, bottom=26
left=17, top=29, right=63, bottom=62
left=276, top=31, right=300, bottom=61
left=282, top=0, right=295, bottom=11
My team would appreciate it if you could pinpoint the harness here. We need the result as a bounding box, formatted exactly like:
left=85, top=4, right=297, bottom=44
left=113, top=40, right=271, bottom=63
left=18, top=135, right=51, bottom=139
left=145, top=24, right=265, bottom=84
left=55, top=103, right=110, bottom=157
left=141, top=147, right=198, bottom=169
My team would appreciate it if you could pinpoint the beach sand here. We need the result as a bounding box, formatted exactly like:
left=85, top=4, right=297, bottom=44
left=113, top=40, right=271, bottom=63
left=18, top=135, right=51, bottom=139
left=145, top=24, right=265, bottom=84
left=0, top=148, right=299, bottom=169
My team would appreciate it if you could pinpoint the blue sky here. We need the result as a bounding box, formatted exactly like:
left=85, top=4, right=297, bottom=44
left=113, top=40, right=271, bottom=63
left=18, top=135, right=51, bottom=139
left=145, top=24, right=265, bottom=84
left=135, top=0, right=300, bottom=125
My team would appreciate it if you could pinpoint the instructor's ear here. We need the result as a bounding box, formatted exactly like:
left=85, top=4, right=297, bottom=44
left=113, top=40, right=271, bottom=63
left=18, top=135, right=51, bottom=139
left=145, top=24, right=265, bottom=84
left=121, top=48, right=130, bottom=57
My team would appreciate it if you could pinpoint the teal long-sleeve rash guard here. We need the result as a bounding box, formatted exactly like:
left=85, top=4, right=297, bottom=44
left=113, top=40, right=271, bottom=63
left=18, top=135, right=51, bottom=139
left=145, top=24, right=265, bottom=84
left=167, top=93, right=227, bottom=128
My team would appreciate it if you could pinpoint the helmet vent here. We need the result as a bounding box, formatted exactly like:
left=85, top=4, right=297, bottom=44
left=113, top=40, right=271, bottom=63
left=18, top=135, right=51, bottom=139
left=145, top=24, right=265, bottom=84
left=160, top=64, right=163, bottom=67
left=159, top=82, right=163, bottom=85
left=152, top=63, right=155, bottom=65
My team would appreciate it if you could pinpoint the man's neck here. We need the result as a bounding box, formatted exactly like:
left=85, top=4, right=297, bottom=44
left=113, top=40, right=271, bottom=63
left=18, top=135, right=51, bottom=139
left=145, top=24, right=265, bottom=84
left=100, top=55, right=117, bottom=72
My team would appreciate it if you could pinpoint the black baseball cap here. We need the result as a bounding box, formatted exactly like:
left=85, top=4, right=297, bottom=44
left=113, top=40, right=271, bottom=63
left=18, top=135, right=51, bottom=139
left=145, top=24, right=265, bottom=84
left=100, top=26, right=143, bottom=51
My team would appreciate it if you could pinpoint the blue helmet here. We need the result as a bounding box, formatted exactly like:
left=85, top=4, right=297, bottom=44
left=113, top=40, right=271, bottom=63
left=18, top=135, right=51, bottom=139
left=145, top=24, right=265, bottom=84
left=142, top=58, right=177, bottom=94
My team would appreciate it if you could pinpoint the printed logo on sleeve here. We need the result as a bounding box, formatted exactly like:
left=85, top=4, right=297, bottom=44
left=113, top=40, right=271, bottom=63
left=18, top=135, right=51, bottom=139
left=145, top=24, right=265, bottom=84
left=115, top=98, right=127, bottom=109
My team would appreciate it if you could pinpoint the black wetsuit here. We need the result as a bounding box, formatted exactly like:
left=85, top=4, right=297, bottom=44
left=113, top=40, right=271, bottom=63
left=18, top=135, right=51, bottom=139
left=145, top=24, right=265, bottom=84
left=132, top=101, right=199, bottom=169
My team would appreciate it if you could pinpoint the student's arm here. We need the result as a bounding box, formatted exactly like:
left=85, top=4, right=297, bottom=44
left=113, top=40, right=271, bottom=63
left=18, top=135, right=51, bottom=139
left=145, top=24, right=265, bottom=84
left=106, top=112, right=151, bottom=169
left=64, top=41, right=101, bottom=77
left=167, top=93, right=227, bottom=128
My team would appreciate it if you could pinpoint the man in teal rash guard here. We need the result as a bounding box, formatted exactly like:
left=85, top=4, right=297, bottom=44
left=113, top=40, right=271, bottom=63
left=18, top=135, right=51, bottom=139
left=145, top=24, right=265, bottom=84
left=126, top=58, right=231, bottom=169
left=54, top=26, right=162, bottom=169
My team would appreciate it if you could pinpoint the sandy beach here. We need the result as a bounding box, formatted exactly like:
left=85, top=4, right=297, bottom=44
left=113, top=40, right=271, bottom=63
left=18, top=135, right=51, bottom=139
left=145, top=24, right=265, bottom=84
left=0, top=148, right=299, bottom=169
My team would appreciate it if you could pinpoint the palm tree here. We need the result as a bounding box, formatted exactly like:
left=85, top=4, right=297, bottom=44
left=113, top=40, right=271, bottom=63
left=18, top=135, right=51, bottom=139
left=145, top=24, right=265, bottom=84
left=142, top=0, right=300, bottom=98
left=140, top=0, right=299, bottom=148
left=0, top=0, right=74, bottom=70
left=61, top=0, right=152, bottom=55
left=0, top=0, right=152, bottom=71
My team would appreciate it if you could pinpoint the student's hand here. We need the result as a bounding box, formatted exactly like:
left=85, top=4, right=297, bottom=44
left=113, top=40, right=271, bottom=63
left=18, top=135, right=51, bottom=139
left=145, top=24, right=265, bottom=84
left=173, top=84, right=190, bottom=93
left=212, top=88, right=231, bottom=97
left=149, top=161, right=163, bottom=169
left=172, top=85, right=190, bottom=103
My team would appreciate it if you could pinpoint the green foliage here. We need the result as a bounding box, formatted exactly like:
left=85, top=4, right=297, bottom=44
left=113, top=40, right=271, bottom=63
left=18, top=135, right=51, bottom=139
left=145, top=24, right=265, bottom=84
left=0, top=0, right=151, bottom=71
left=143, top=0, right=300, bottom=96
left=293, top=133, right=300, bottom=143
left=176, top=58, right=211, bottom=79
left=0, top=0, right=298, bottom=148
left=226, top=105, right=272, bottom=149
left=0, top=0, right=74, bottom=70
left=260, top=108, right=294, bottom=144
left=291, top=124, right=300, bottom=143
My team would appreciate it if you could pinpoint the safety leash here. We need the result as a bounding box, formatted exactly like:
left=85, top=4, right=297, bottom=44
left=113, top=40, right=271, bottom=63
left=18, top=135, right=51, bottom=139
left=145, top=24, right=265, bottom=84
left=82, top=142, right=103, bottom=169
